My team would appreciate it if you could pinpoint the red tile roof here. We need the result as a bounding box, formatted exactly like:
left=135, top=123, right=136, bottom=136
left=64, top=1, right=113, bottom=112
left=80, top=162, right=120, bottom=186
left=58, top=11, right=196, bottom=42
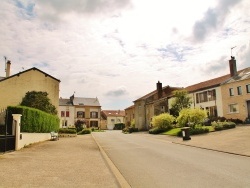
left=185, top=68, right=247, bottom=92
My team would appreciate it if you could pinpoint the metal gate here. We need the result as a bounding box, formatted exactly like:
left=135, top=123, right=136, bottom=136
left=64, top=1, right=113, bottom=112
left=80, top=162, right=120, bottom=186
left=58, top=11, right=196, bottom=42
left=0, top=109, right=15, bottom=153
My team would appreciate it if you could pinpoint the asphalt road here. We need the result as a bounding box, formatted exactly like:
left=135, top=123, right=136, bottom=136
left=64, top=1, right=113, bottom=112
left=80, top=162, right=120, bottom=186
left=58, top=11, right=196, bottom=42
left=93, top=131, right=250, bottom=188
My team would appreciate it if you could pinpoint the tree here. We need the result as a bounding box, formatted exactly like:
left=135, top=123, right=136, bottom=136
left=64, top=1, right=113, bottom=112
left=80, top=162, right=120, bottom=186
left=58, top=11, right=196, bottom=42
left=20, top=91, right=57, bottom=115
left=169, top=90, right=192, bottom=117
left=75, top=120, right=85, bottom=132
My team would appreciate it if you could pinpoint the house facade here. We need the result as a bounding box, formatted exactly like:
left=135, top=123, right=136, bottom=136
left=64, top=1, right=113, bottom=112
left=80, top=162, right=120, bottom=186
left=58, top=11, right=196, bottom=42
left=59, top=95, right=101, bottom=128
left=0, top=62, right=60, bottom=111
left=124, top=105, right=135, bottom=127
left=101, top=110, right=125, bottom=130
left=221, top=66, right=250, bottom=121
left=127, top=56, right=250, bottom=130
left=133, top=81, right=182, bottom=130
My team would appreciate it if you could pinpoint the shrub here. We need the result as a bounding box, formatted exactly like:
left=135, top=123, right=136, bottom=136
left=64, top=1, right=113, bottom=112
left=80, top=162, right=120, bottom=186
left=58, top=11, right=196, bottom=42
left=177, top=108, right=207, bottom=128
left=177, top=125, right=209, bottom=136
left=149, top=127, right=167, bottom=134
left=58, top=128, right=76, bottom=134
left=151, top=113, right=175, bottom=130
left=75, top=120, right=85, bottom=132
left=114, top=123, right=125, bottom=130
left=122, top=127, right=139, bottom=134
left=78, top=128, right=91, bottom=134
left=212, top=121, right=236, bottom=131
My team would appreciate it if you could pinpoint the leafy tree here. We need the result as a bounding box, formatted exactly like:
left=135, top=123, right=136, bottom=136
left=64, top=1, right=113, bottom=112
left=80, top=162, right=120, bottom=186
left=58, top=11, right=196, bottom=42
left=20, top=91, right=57, bottom=115
left=177, top=108, right=207, bottom=128
left=169, top=90, right=192, bottom=117
left=75, top=120, right=85, bottom=132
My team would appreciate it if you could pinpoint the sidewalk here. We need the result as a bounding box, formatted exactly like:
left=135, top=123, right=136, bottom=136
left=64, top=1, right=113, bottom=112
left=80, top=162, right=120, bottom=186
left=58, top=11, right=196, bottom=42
left=0, top=135, right=119, bottom=188
left=171, top=125, right=250, bottom=157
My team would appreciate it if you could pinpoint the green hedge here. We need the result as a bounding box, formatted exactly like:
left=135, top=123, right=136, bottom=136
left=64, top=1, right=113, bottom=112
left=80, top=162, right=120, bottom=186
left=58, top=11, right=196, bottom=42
left=149, top=127, right=168, bottom=134
left=114, top=123, right=125, bottom=130
left=7, top=106, right=59, bottom=133
left=78, top=128, right=91, bottom=134
left=212, top=121, right=236, bottom=131
left=122, top=127, right=139, bottom=134
left=58, top=128, right=76, bottom=134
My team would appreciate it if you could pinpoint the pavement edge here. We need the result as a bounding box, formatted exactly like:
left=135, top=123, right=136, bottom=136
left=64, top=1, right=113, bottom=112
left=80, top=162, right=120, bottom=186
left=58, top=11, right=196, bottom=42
left=91, top=133, right=131, bottom=188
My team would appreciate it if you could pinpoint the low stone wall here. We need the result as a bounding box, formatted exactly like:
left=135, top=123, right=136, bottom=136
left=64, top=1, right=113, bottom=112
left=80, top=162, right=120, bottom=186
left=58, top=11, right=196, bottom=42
left=17, top=132, right=51, bottom=150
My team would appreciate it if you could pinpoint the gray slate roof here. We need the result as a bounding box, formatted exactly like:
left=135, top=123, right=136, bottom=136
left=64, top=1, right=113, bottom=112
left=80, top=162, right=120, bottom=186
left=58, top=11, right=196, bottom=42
left=221, top=67, right=250, bottom=85
left=73, top=97, right=100, bottom=106
left=59, top=97, right=101, bottom=107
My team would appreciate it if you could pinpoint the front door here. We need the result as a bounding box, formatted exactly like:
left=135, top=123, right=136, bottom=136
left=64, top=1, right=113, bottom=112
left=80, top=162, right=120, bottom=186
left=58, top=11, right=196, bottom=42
left=247, top=101, right=250, bottom=118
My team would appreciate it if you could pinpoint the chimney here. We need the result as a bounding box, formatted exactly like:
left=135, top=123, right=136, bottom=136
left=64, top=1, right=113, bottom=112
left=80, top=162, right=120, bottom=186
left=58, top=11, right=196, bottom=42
left=229, top=56, right=237, bottom=77
left=6, top=60, right=11, bottom=77
left=157, top=81, right=162, bottom=99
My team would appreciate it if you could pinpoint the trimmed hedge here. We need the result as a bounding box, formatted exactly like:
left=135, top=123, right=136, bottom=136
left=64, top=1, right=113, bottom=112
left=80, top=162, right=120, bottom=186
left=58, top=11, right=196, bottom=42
left=7, top=106, right=59, bottom=133
left=177, top=126, right=209, bottom=137
left=212, top=121, right=236, bottom=131
left=149, top=127, right=168, bottom=134
left=78, top=128, right=91, bottom=134
left=59, top=128, right=76, bottom=134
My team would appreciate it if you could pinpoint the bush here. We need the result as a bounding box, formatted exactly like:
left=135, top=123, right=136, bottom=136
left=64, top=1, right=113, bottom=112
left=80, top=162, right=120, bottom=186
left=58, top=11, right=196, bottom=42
left=176, top=125, right=209, bottom=136
left=149, top=127, right=167, bottom=134
left=190, top=126, right=209, bottom=135
left=122, top=127, right=139, bottom=134
left=58, top=128, right=76, bottom=134
left=151, top=113, right=175, bottom=130
left=177, top=108, right=207, bottom=128
left=78, top=128, right=91, bottom=134
left=114, top=123, right=125, bottom=130
left=212, top=121, right=236, bottom=131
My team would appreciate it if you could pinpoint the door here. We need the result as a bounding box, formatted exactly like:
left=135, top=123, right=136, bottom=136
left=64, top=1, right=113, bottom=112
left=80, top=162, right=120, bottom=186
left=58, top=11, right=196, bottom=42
left=247, top=101, right=250, bottom=118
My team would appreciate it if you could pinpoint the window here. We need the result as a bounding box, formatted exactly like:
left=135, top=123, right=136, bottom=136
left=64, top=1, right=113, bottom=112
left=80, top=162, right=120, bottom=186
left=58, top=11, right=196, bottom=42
left=66, top=111, right=70, bottom=117
left=90, top=121, right=98, bottom=127
left=237, top=86, right=242, bottom=95
left=90, top=111, right=98, bottom=118
left=196, top=90, right=215, bottom=103
left=77, top=111, right=85, bottom=118
left=246, top=84, right=250, bottom=93
left=117, top=119, right=121, bottom=123
left=229, top=88, right=234, bottom=96
left=61, top=111, right=65, bottom=117
left=111, top=119, right=115, bottom=122
left=229, top=104, right=238, bottom=113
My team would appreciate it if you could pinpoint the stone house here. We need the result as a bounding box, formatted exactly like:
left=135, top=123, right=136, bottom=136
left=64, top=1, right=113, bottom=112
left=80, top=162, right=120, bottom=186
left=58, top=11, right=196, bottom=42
left=124, top=105, right=135, bottom=127
left=59, top=95, right=101, bottom=128
left=0, top=61, right=60, bottom=112
left=101, top=110, right=125, bottom=130
left=133, top=82, right=182, bottom=130
left=127, top=56, right=250, bottom=130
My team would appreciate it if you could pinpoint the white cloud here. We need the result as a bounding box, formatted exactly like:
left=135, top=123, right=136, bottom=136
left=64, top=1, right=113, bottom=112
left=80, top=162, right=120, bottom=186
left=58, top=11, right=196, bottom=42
left=1, top=0, right=250, bottom=110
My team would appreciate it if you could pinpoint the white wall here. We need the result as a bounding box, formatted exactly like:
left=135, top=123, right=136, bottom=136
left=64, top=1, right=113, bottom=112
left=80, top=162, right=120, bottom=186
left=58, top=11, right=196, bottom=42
left=17, top=132, right=51, bottom=150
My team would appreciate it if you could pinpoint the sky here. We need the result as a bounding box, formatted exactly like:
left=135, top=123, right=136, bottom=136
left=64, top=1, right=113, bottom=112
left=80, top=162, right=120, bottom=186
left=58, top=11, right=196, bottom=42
left=1, top=0, right=250, bottom=110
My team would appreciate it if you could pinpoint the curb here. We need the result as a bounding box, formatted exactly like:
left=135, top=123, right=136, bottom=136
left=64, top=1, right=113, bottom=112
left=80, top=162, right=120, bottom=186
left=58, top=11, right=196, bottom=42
left=172, top=141, right=250, bottom=158
left=91, top=133, right=131, bottom=188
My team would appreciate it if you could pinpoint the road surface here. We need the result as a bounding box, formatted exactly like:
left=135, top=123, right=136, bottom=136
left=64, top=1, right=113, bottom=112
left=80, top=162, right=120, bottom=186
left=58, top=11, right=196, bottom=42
left=93, top=131, right=250, bottom=188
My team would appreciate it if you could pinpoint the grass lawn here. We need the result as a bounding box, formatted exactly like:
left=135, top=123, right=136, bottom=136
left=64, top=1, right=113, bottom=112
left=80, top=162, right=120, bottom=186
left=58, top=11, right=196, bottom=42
left=163, top=126, right=214, bottom=136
